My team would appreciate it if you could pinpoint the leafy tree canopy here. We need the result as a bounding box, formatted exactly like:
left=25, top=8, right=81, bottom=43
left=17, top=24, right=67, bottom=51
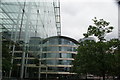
left=72, top=17, right=120, bottom=80
left=83, top=17, right=113, bottom=41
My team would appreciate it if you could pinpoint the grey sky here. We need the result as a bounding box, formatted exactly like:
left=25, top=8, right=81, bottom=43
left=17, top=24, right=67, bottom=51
left=60, top=0, right=118, bottom=40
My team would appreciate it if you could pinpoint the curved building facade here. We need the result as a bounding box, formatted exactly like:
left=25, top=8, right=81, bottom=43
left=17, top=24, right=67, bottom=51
left=41, top=36, right=79, bottom=78
left=79, top=37, right=96, bottom=42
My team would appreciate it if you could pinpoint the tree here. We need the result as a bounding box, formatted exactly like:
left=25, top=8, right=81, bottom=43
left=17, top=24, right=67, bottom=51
left=72, top=17, right=114, bottom=80
left=108, top=39, right=120, bottom=78
left=2, top=41, right=12, bottom=77
left=72, top=40, right=116, bottom=79
left=83, top=17, right=113, bottom=41
left=72, top=40, right=98, bottom=79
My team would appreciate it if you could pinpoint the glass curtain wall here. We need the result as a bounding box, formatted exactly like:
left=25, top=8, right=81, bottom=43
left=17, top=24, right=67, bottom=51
left=1, top=0, right=61, bottom=78
left=42, top=37, right=78, bottom=73
left=1, top=0, right=59, bottom=39
left=1, top=0, right=60, bottom=55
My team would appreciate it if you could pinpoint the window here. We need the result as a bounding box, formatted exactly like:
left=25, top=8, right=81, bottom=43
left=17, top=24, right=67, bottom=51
left=13, top=59, right=21, bottom=64
left=14, top=53, right=22, bottom=57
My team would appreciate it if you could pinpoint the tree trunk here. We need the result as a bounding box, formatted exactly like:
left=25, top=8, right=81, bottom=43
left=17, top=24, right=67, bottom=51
left=112, top=76, right=115, bottom=80
left=85, top=74, right=87, bottom=80
left=118, top=75, right=120, bottom=80
left=103, top=74, right=105, bottom=80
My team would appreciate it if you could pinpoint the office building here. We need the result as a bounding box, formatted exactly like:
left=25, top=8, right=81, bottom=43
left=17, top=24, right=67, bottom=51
left=79, top=37, right=96, bottom=42
left=11, top=35, right=79, bottom=79
left=1, top=0, right=61, bottom=79
left=41, top=36, right=79, bottom=78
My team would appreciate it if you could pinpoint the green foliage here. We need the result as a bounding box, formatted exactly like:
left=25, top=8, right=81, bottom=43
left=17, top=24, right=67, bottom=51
left=72, top=39, right=120, bottom=78
left=109, top=39, right=120, bottom=76
left=83, top=17, right=113, bottom=41
left=2, top=41, right=12, bottom=76
left=72, top=17, right=120, bottom=80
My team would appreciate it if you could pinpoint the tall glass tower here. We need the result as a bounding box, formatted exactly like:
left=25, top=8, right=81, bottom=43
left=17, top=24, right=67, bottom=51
left=1, top=0, right=61, bottom=79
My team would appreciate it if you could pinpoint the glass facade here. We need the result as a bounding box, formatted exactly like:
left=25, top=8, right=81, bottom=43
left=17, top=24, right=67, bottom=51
left=1, top=0, right=60, bottom=40
left=1, top=0, right=79, bottom=79
left=1, top=0, right=61, bottom=57
left=42, top=53, right=75, bottom=58
left=1, top=0, right=61, bottom=79
left=41, top=36, right=78, bottom=74
left=44, top=60, right=72, bottom=65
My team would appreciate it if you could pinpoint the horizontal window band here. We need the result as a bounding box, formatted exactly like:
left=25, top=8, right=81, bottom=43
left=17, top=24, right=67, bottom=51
left=14, top=57, right=74, bottom=60
left=11, top=51, right=77, bottom=54
left=16, top=64, right=73, bottom=67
